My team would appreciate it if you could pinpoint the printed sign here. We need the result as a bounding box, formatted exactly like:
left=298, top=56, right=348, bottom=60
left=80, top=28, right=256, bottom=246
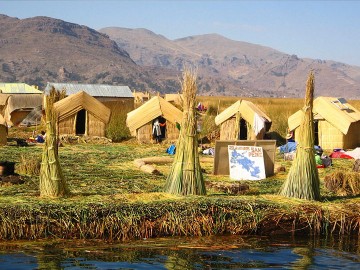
left=228, top=145, right=266, bottom=180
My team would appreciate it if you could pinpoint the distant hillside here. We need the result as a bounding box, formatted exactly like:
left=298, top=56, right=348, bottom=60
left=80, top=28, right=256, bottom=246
left=0, top=15, right=158, bottom=90
left=101, top=27, right=360, bottom=99
left=1, top=14, right=359, bottom=98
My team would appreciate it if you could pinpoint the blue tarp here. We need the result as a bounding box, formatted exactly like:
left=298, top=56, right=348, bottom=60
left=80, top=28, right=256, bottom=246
left=279, top=141, right=297, bottom=153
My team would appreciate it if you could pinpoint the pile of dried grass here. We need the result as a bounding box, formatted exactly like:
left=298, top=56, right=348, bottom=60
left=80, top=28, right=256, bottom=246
left=324, top=171, right=360, bottom=196
left=17, top=154, right=41, bottom=176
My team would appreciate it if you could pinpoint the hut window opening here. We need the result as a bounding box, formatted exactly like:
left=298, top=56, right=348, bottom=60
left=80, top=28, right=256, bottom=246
left=239, top=118, right=247, bottom=140
left=314, top=120, right=319, bottom=146
left=75, top=109, right=86, bottom=135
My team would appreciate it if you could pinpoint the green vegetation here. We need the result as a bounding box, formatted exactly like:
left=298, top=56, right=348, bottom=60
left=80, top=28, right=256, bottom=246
left=1, top=96, right=359, bottom=240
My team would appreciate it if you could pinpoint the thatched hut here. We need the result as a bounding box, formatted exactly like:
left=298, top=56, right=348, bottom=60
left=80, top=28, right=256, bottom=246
left=126, top=96, right=182, bottom=143
left=0, top=83, right=43, bottom=126
left=0, top=114, right=7, bottom=146
left=215, top=100, right=272, bottom=140
left=53, top=91, right=111, bottom=137
left=288, top=96, right=360, bottom=150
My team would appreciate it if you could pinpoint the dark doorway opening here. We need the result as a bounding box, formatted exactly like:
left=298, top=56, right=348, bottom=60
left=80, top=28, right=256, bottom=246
left=76, top=109, right=86, bottom=135
left=152, top=116, right=167, bottom=143
left=239, top=118, right=248, bottom=140
left=314, top=120, right=319, bottom=146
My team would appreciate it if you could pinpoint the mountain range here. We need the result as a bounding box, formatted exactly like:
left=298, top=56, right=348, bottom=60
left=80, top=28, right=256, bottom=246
left=1, top=14, right=360, bottom=98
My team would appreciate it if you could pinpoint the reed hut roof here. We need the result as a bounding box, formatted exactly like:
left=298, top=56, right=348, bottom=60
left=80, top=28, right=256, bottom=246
left=2, top=94, right=43, bottom=125
left=0, top=83, right=42, bottom=94
left=3, top=94, right=43, bottom=114
left=45, top=83, right=133, bottom=98
left=288, top=96, right=360, bottom=134
left=126, top=96, right=182, bottom=134
left=53, top=91, right=111, bottom=123
left=215, top=100, right=272, bottom=126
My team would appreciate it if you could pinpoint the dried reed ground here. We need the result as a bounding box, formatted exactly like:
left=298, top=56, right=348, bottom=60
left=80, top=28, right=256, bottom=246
left=1, top=97, right=359, bottom=239
left=0, top=140, right=359, bottom=240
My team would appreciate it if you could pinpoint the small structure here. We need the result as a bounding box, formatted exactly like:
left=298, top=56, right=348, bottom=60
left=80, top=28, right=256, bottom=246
left=0, top=83, right=43, bottom=126
left=126, top=96, right=182, bottom=143
left=0, top=114, right=7, bottom=146
left=133, top=90, right=151, bottom=104
left=215, top=100, right=272, bottom=140
left=45, top=83, right=134, bottom=114
left=164, top=93, right=183, bottom=106
left=53, top=91, right=111, bottom=137
left=288, top=96, right=360, bottom=149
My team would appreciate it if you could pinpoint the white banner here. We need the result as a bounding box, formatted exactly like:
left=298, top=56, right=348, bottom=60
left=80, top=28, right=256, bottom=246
left=228, top=145, right=266, bottom=180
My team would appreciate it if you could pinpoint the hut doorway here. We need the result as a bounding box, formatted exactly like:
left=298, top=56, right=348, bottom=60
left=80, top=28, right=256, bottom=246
left=152, top=116, right=166, bottom=142
left=76, top=109, right=86, bottom=135
left=314, top=120, right=319, bottom=146
left=239, top=118, right=248, bottom=140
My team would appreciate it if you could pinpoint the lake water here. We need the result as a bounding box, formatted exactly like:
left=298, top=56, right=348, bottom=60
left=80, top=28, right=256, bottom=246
left=0, top=235, right=359, bottom=269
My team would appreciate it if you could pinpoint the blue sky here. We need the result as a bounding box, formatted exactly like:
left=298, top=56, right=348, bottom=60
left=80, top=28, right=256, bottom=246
left=1, top=0, right=360, bottom=66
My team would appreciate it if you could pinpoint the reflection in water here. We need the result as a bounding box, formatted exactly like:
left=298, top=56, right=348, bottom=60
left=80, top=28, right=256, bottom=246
left=0, top=235, right=359, bottom=269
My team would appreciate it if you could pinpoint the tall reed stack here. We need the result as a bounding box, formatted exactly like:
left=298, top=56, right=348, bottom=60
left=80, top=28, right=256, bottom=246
left=165, top=69, right=206, bottom=195
left=39, top=89, right=69, bottom=197
left=280, top=72, right=320, bottom=200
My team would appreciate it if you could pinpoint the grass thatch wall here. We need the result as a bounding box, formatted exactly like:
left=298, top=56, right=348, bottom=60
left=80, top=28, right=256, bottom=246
left=295, top=119, right=360, bottom=150
left=136, top=120, right=179, bottom=143
left=88, top=113, right=106, bottom=137
left=58, top=114, right=76, bottom=135
left=220, top=118, right=237, bottom=140
left=58, top=112, right=106, bottom=137
left=344, top=121, right=360, bottom=149
left=137, top=123, right=152, bottom=143
left=0, top=125, right=7, bottom=145
left=220, top=117, right=266, bottom=141
left=166, top=121, right=180, bottom=142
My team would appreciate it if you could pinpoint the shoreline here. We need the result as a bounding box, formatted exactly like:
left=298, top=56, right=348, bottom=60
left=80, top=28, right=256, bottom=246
left=1, top=196, right=358, bottom=240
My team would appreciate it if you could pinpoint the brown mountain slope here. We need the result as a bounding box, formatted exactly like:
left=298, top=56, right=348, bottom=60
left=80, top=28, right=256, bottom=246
left=101, top=27, right=360, bottom=98
left=0, top=15, right=155, bottom=90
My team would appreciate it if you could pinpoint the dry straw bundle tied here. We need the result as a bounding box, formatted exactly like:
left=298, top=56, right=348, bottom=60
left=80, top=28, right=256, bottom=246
left=280, top=71, right=320, bottom=200
left=165, top=68, right=206, bottom=195
left=39, top=88, right=69, bottom=198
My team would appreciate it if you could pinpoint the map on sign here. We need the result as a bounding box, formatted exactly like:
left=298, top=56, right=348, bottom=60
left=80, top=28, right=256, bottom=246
left=228, top=145, right=266, bottom=180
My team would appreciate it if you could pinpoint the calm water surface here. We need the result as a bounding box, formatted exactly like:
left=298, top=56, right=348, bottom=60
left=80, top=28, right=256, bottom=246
left=0, top=235, right=359, bottom=269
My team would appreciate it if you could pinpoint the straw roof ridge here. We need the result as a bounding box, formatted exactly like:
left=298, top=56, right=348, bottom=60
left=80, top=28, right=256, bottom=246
left=126, top=96, right=182, bottom=133
left=215, top=100, right=271, bottom=126
left=53, top=91, right=111, bottom=123
left=288, top=96, right=360, bottom=134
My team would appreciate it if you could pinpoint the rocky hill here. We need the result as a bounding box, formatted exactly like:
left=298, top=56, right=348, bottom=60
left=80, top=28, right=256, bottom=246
left=1, top=14, right=359, bottom=98
left=0, top=15, right=161, bottom=90
left=101, top=27, right=360, bottom=98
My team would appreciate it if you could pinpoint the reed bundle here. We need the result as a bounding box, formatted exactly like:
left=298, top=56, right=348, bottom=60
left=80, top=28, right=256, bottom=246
left=39, top=88, right=69, bottom=197
left=280, top=72, right=320, bottom=200
left=165, top=69, right=206, bottom=195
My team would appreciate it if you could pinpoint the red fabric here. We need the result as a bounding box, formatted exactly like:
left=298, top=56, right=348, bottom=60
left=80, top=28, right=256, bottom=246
left=329, top=151, right=353, bottom=159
